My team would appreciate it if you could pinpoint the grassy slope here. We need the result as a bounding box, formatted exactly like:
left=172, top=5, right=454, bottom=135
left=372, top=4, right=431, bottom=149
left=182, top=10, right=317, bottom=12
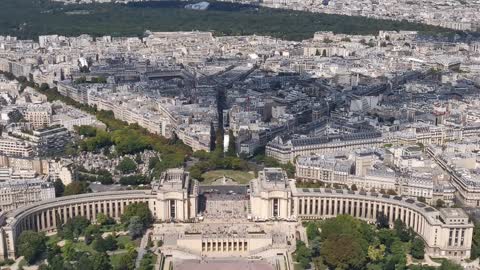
left=201, top=169, right=254, bottom=184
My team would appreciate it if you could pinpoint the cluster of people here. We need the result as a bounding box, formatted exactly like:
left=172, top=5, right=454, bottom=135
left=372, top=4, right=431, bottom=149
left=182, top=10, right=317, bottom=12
left=201, top=194, right=248, bottom=220
left=203, top=199, right=248, bottom=219
left=186, top=223, right=262, bottom=238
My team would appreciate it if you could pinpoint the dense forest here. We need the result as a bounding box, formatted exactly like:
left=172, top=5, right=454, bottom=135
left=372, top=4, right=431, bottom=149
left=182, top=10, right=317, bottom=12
left=0, top=0, right=458, bottom=40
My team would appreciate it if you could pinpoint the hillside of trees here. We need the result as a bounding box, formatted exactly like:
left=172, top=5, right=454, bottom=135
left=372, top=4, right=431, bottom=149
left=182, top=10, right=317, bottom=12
left=0, top=0, right=458, bottom=41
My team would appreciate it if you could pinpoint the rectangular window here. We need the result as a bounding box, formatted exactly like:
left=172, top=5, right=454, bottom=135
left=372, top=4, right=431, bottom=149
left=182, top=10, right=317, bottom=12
left=455, top=229, right=459, bottom=246
left=273, top=198, right=279, bottom=217
left=170, top=200, right=176, bottom=219
left=448, top=229, right=453, bottom=246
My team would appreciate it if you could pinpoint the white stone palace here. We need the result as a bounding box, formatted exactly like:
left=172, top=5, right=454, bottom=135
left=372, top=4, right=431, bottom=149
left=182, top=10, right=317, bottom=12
left=0, top=168, right=473, bottom=260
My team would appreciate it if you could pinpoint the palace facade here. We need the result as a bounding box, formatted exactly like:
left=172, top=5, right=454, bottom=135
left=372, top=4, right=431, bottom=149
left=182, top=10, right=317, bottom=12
left=0, top=168, right=473, bottom=261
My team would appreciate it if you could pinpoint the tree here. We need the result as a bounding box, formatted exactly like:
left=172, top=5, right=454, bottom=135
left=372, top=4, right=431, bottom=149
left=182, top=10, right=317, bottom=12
left=320, top=215, right=374, bottom=242
left=417, top=196, right=426, bottom=203
left=135, top=153, right=143, bottom=164
left=119, top=175, right=148, bottom=186
left=17, top=230, right=47, bottom=264
left=410, top=266, right=435, bottom=270
left=147, top=235, right=153, bottom=248
left=91, top=236, right=105, bottom=252
left=471, top=222, right=480, bottom=259
left=75, top=125, right=97, bottom=137
left=85, top=224, right=101, bottom=243
left=294, top=240, right=312, bottom=269
left=351, top=184, right=358, bottom=191
left=46, top=243, right=63, bottom=270
left=367, top=264, right=384, bottom=270
left=53, top=179, right=65, bottom=197
left=64, top=181, right=89, bottom=196
left=368, top=244, right=385, bottom=262
left=92, top=235, right=117, bottom=252
left=386, top=240, right=408, bottom=270
left=121, top=202, right=153, bottom=228
left=438, top=260, right=463, bottom=270
left=39, top=83, right=50, bottom=91
left=436, top=199, right=445, bottom=208
left=103, top=147, right=111, bottom=157
left=97, top=170, right=114, bottom=185
left=62, top=241, right=77, bottom=262
left=226, top=130, right=236, bottom=157
left=411, top=237, right=425, bottom=259
left=139, top=252, right=155, bottom=270
left=104, top=235, right=117, bottom=251
left=116, top=245, right=137, bottom=270
left=283, top=162, right=295, bottom=178
left=387, top=189, right=397, bottom=195
left=128, top=216, right=144, bottom=239
left=318, top=215, right=373, bottom=269
left=377, top=229, right=397, bottom=250
left=310, top=237, right=321, bottom=257
left=376, top=212, right=389, bottom=229
left=77, top=253, right=94, bottom=270
left=306, top=222, right=320, bottom=240
left=96, top=213, right=114, bottom=225
left=390, top=240, right=407, bottom=258
left=117, top=157, right=137, bottom=174
left=321, top=234, right=366, bottom=269
left=60, top=216, right=91, bottom=241
left=92, top=252, right=112, bottom=270
left=189, top=166, right=203, bottom=181
left=117, top=255, right=135, bottom=270
left=394, top=219, right=412, bottom=242
left=148, top=156, right=160, bottom=170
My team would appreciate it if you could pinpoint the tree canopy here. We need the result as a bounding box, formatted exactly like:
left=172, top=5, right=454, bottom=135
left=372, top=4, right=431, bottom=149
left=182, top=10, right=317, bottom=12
left=116, top=157, right=137, bottom=174
left=121, top=202, right=153, bottom=228
left=0, top=0, right=456, bottom=41
left=58, top=216, right=91, bottom=241
left=17, top=230, right=47, bottom=264
left=63, top=181, right=90, bottom=196
left=299, top=216, right=433, bottom=270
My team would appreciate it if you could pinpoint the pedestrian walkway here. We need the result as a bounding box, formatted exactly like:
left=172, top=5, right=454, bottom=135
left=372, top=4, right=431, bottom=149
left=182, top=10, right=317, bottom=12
left=135, top=229, right=152, bottom=269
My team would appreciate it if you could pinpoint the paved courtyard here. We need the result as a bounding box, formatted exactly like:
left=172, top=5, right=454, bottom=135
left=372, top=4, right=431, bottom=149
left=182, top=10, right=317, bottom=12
left=175, top=259, right=275, bottom=270
left=198, top=185, right=249, bottom=221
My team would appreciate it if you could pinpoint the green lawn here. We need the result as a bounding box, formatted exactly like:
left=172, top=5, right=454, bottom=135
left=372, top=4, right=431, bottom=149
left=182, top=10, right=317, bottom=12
left=293, top=263, right=304, bottom=270
left=100, top=223, right=126, bottom=233
left=47, top=234, right=61, bottom=246
left=116, top=235, right=140, bottom=248
left=110, top=253, right=125, bottom=269
left=71, top=241, right=96, bottom=254
left=430, top=257, right=447, bottom=264
left=201, top=170, right=255, bottom=185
